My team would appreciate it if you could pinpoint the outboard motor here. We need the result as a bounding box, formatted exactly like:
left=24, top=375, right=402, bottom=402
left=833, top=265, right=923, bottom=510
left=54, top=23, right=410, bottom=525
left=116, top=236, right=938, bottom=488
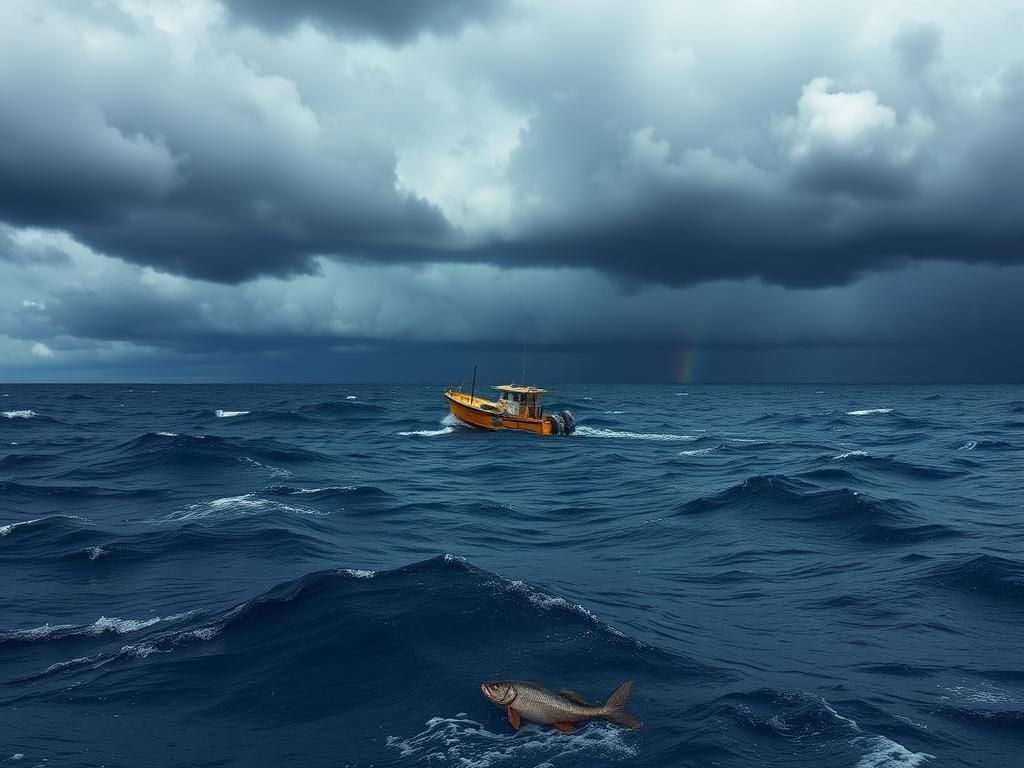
left=560, top=410, right=576, bottom=435
left=547, top=413, right=565, bottom=435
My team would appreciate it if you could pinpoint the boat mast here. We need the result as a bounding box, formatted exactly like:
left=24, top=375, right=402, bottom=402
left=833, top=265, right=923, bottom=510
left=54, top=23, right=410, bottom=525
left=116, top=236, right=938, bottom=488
left=521, top=338, right=527, bottom=386
left=470, top=365, right=477, bottom=406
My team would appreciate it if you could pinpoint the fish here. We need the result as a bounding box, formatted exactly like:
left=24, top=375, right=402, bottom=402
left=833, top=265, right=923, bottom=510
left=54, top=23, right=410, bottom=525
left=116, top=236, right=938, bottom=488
left=480, top=679, right=641, bottom=733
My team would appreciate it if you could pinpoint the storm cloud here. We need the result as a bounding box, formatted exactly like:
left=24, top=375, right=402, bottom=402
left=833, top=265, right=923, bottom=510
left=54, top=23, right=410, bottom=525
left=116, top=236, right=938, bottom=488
left=221, top=0, right=511, bottom=43
left=1, top=0, right=1022, bottom=380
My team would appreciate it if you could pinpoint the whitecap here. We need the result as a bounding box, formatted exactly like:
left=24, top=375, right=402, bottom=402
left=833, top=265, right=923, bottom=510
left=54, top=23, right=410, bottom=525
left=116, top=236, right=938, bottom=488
left=847, top=408, right=893, bottom=416
left=1, top=615, right=166, bottom=643
left=86, top=546, right=108, bottom=561
left=852, top=735, right=934, bottom=767
left=679, top=446, right=719, bottom=457
left=341, top=568, right=376, bottom=579
left=238, top=456, right=292, bottom=478
left=386, top=715, right=637, bottom=767
left=167, top=493, right=325, bottom=521
left=155, top=431, right=178, bottom=437
left=576, top=426, right=696, bottom=441
left=957, top=441, right=977, bottom=451
left=0, top=518, right=40, bottom=537
left=346, top=395, right=357, bottom=400
left=284, top=486, right=357, bottom=494
left=1, top=410, right=35, bottom=419
left=398, top=426, right=455, bottom=437
left=214, top=409, right=250, bottom=418
left=833, top=450, right=870, bottom=460
left=603, top=410, right=626, bottom=415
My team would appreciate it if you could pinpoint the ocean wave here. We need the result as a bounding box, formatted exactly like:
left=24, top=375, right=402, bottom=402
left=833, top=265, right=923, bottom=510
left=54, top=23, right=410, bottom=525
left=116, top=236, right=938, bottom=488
left=679, top=445, right=720, bottom=457
left=386, top=715, right=638, bottom=767
left=214, top=409, right=250, bottom=418
left=846, top=408, right=894, bottom=416
left=0, top=515, right=93, bottom=549
left=166, top=493, right=329, bottom=522
left=0, top=613, right=190, bottom=646
left=576, top=426, right=697, bottom=441
left=677, top=475, right=961, bottom=545
left=82, top=432, right=329, bottom=477
left=2, top=409, right=36, bottom=418
left=399, top=426, right=456, bottom=437
left=716, top=689, right=933, bottom=767
left=925, top=554, right=1024, bottom=599
left=821, top=452, right=960, bottom=480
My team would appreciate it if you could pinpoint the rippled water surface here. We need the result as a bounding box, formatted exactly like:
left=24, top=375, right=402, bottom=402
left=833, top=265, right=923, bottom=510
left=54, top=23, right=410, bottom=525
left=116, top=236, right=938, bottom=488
left=2, top=384, right=1023, bottom=767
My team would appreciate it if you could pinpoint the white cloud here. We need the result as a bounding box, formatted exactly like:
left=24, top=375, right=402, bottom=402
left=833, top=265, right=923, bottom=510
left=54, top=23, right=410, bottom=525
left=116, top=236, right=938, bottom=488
left=30, top=342, right=54, bottom=358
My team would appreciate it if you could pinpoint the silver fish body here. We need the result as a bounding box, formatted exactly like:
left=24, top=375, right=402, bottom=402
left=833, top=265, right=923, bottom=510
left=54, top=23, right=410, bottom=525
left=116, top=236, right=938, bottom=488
left=480, top=679, right=640, bottom=732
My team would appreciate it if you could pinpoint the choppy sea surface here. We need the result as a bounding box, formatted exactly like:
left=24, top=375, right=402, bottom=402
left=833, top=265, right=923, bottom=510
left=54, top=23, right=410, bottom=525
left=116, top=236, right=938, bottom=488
left=2, top=384, right=1023, bottom=767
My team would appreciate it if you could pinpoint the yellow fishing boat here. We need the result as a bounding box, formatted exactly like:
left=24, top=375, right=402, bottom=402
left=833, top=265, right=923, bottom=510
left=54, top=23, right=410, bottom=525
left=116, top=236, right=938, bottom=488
left=444, top=369, right=576, bottom=436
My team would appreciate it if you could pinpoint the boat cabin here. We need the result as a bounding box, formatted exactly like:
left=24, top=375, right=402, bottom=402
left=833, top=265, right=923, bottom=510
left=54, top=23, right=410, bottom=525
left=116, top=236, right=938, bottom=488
left=494, top=385, right=545, bottom=418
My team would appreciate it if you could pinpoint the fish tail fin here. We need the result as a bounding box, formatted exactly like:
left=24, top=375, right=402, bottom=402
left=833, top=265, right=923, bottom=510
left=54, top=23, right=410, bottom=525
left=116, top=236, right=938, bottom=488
left=601, top=680, right=641, bottom=730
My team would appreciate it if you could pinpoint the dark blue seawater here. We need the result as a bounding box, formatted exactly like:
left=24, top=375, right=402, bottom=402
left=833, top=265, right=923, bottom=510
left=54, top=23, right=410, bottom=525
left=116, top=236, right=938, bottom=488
left=2, top=384, right=1023, bottom=767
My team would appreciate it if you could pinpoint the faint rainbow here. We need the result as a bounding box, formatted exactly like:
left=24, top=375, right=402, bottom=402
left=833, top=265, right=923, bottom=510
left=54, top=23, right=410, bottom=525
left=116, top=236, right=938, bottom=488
left=675, top=345, right=697, bottom=384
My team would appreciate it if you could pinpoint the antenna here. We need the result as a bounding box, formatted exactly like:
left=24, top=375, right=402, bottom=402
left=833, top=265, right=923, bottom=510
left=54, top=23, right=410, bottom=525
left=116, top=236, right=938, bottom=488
left=522, top=337, right=527, bottom=386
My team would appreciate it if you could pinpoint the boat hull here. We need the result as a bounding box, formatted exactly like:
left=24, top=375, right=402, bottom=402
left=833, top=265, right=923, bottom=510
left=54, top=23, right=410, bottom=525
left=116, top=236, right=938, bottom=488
left=445, top=391, right=552, bottom=435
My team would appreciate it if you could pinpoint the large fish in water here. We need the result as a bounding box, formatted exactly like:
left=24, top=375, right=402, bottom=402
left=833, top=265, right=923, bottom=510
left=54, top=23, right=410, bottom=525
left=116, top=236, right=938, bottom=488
left=480, top=679, right=641, bottom=733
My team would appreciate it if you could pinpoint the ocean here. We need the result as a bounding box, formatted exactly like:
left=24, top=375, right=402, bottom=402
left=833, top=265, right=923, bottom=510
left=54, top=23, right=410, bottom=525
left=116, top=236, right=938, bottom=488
left=1, top=384, right=1022, bottom=767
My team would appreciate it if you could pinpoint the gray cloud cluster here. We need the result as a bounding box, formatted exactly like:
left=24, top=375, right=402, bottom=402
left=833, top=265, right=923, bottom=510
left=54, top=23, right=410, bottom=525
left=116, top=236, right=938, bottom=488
left=1, top=1, right=1022, bottom=380
left=221, top=0, right=510, bottom=42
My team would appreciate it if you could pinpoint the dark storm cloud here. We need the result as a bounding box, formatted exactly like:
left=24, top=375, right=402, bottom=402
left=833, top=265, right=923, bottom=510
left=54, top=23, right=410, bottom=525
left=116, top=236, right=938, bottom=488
left=0, top=0, right=1021, bottom=291
left=222, top=0, right=510, bottom=42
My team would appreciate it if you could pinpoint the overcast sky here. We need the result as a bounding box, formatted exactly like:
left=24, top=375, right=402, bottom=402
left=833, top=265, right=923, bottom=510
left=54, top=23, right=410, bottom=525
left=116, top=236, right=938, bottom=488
left=2, top=0, right=1022, bottom=382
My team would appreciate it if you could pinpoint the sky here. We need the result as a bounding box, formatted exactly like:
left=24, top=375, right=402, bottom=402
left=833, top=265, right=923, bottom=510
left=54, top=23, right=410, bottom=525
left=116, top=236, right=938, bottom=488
left=1, top=0, right=1023, bottom=383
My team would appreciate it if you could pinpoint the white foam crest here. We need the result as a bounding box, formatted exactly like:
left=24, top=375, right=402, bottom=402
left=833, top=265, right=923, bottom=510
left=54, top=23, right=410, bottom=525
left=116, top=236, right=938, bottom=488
left=346, top=395, right=357, bottom=400
left=285, top=486, right=357, bottom=494
left=847, top=408, right=893, bottom=416
left=168, top=493, right=326, bottom=521
left=215, top=409, right=250, bottom=418
left=603, top=410, right=626, bottom=414
left=155, top=431, right=178, bottom=437
left=443, top=553, right=469, bottom=565
left=942, top=682, right=1021, bottom=705
left=120, top=643, right=162, bottom=659
left=398, top=426, right=456, bottom=437
left=852, top=736, right=934, bottom=768
left=1, top=622, right=77, bottom=641
left=9, top=754, right=24, bottom=761
left=833, top=450, right=870, bottom=460
left=341, top=568, right=376, bottom=579
left=39, top=654, right=105, bottom=676
left=576, top=426, right=696, bottom=441
left=2, top=410, right=35, bottom=419
left=496, top=578, right=642, bottom=646
left=679, top=445, right=719, bottom=457
left=386, top=716, right=637, bottom=768
left=0, top=514, right=88, bottom=538
left=86, top=546, right=108, bottom=561
left=958, top=440, right=978, bottom=451
left=90, top=616, right=163, bottom=634
left=0, top=518, right=41, bottom=537
left=238, top=456, right=292, bottom=478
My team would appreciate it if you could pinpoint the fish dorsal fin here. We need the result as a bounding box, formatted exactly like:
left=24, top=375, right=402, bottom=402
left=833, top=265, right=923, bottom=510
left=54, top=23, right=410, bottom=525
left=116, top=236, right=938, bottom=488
left=559, top=689, right=591, bottom=706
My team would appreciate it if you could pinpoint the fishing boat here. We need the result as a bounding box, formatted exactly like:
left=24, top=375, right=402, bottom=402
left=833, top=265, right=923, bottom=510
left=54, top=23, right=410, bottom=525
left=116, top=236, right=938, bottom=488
left=444, top=368, right=576, bottom=436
